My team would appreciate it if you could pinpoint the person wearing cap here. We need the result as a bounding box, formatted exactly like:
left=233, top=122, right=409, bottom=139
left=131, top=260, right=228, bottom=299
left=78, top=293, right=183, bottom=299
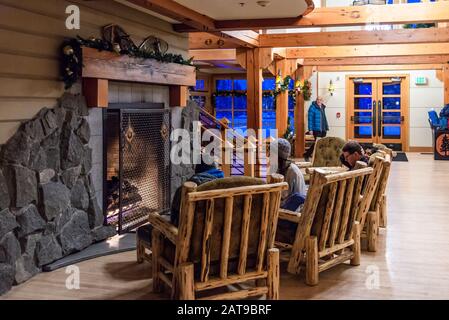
left=277, top=138, right=307, bottom=212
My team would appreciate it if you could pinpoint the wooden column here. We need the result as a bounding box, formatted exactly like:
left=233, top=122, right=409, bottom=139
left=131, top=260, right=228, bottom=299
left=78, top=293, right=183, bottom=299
left=245, top=48, right=263, bottom=177
left=275, top=59, right=289, bottom=137
left=444, top=64, right=449, bottom=105
left=246, top=48, right=263, bottom=131
left=294, top=66, right=315, bottom=158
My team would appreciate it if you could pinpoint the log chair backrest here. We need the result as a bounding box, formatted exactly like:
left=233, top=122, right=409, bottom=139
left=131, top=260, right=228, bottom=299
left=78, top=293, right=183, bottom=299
left=175, top=174, right=288, bottom=283
left=288, top=166, right=373, bottom=272
left=369, top=154, right=392, bottom=213
left=355, top=156, right=385, bottom=228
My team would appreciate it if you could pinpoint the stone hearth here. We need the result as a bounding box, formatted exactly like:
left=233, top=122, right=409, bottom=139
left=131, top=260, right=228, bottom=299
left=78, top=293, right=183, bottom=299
left=0, top=93, right=115, bottom=295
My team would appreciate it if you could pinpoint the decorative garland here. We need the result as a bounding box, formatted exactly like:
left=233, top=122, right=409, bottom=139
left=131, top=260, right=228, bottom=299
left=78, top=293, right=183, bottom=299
left=211, top=76, right=314, bottom=107
left=61, top=36, right=194, bottom=89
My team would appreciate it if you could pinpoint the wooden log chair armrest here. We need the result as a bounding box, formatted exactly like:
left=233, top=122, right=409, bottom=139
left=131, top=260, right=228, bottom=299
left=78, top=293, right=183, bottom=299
left=296, top=161, right=313, bottom=169
left=148, top=212, right=178, bottom=245
left=278, top=208, right=302, bottom=224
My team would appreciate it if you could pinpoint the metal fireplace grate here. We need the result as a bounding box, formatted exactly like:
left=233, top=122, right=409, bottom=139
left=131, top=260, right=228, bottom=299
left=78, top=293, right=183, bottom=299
left=104, top=104, right=170, bottom=234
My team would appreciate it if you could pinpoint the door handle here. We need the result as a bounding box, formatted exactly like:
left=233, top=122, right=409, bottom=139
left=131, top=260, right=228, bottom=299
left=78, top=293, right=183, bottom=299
left=372, top=101, right=376, bottom=137
left=378, top=100, right=382, bottom=137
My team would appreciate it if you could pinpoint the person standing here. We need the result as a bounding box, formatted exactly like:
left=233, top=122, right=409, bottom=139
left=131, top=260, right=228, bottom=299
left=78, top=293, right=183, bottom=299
left=303, top=96, right=329, bottom=161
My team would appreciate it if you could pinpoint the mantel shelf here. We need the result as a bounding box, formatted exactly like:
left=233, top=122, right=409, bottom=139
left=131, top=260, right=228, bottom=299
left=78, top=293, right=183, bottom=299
left=82, top=47, right=196, bottom=86
left=81, top=47, right=194, bottom=108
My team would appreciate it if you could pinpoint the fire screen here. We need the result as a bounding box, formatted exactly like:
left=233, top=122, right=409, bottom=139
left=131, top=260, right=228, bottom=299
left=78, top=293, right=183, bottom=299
left=104, top=104, right=170, bottom=234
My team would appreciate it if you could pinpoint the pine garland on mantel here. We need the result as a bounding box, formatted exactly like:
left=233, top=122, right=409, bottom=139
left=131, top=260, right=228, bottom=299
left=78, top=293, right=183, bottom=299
left=60, top=36, right=194, bottom=89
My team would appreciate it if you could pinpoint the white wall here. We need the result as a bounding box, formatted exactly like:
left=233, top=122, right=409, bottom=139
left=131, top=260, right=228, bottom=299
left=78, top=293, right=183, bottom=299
left=315, top=70, right=444, bottom=148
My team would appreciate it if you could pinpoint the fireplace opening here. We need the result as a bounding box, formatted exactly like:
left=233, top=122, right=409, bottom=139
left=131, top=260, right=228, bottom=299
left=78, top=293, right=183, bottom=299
left=103, top=103, right=170, bottom=234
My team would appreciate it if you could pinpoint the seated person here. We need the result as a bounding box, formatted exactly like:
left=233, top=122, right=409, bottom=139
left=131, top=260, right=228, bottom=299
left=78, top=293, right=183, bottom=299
left=138, top=157, right=224, bottom=243
left=277, top=138, right=307, bottom=212
left=339, top=141, right=369, bottom=170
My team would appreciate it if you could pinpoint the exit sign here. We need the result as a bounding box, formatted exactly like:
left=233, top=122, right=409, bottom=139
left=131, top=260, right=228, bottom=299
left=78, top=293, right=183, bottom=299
left=415, top=77, right=428, bottom=85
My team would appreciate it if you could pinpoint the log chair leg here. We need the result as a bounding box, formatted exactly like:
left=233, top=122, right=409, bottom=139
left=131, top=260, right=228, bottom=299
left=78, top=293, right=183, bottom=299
left=350, top=222, right=361, bottom=266
left=177, top=263, right=195, bottom=300
left=267, top=248, right=280, bottom=300
left=367, top=211, right=378, bottom=252
left=305, top=236, right=319, bottom=286
left=380, top=194, right=387, bottom=228
left=136, top=235, right=144, bottom=263
left=151, top=229, right=164, bottom=293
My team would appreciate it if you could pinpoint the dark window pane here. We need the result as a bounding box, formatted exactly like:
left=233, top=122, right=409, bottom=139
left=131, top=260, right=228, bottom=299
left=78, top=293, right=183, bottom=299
left=288, top=95, right=295, bottom=110
left=383, top=97, right=400, bottom=110
left=355, top=97, right=373, bottom=110
left=195, top=79, right=205, bottom=91
left=354, top=126, right=372, bottom=139
left=383, top=112, right=401, bottom=124
left=263, top=96, right=275, bottom=110
left=288, top=78, right=294, bottom=90
left=191, top=96, right=206, bottom=108
left=233, top=96, right=247, bottom=110
left=262, top=111, right=276, bottom=131
left=216, top=111, right=232, bottom=122
left=233, top=79, right=247, bottom=91
left=216, top=79, right=232, bottom=91
left=233, top=111, right=247, bottom=131
left=262, top=78, right=276, bottom=91
left=288, top=111, right=295, bottom=131
left=383, top=126, right=401, bottom=139
left=354, top=83, right=372, bottom=95
left=354, top=111, right=372, bottom=124
left=215, top=96, right=232, bottom=110
left=383, top=83, right=401, bottom=95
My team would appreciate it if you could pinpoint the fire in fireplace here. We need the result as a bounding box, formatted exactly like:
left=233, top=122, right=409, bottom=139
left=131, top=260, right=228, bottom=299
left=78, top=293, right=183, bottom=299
left=103, top=103, right=170, bottom=234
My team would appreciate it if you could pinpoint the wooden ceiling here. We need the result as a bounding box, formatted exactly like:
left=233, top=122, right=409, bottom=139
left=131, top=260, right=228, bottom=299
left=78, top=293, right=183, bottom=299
left=121, top=1, right=449, bottom=72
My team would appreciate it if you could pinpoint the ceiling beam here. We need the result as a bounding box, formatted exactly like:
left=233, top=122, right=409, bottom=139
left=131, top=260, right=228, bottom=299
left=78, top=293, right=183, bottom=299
left=317, top=64, right=445, bottom=72
left=189, top=33, right=239, bottom=50
left=303, top=55, right=449, bottom=66
left=189, top=49, right=237, bottom=61
left=259, top=27, right=449, bottom=48
left=126, top=0, right=259, bottom=47
left=174, top=2, right=449, bottom=32
left=287, top=43, right=449, bottom=59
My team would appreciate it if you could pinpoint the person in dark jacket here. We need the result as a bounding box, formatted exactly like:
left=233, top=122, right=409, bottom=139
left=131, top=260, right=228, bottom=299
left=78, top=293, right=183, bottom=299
left=303, top=96, right=329, bottom=160
left=340, top=141, right=369, bottom=170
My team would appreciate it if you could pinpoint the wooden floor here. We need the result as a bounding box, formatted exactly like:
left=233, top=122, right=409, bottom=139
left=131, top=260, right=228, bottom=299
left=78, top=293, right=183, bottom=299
left=3, top=153, right=449, bottom=300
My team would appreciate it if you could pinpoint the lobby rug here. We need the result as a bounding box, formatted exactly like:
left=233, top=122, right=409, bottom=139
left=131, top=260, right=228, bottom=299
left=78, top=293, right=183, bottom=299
left=393, top=152, right=408, bottom=162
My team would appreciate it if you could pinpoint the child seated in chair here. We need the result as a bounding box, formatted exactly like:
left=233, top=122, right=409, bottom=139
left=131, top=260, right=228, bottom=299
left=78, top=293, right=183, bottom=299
left=277, top=138, right=307, bottom=212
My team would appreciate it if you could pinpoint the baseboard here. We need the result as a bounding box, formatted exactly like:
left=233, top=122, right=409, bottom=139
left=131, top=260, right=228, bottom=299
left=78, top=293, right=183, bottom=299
left=409, top=147, right=433, bottom=152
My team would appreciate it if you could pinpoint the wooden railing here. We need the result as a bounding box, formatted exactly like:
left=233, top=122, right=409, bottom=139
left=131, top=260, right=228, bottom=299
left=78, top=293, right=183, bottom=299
left=194, top=105, right=266, bottom=177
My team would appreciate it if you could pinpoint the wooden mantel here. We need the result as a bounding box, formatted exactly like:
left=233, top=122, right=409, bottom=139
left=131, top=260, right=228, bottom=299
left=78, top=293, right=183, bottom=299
left=81, top=47, right=196, bottom=107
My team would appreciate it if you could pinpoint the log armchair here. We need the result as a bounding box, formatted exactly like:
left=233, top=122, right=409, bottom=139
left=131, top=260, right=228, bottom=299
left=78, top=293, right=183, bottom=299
left=358, top=155, right=391, bottom=252
left=276, top=166, right=373, bottom=286
left=148, top=175, right=288, bottom=300
left=297, top=136, right=346, bottom=169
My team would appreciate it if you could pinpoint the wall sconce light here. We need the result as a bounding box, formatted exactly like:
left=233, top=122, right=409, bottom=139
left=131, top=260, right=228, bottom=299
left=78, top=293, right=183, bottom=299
left=328, top=80, right=335, bottom=96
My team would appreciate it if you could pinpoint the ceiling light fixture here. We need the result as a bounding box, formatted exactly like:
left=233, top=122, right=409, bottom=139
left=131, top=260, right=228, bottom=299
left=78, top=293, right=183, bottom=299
left=256, top=1, right=270, bottom=7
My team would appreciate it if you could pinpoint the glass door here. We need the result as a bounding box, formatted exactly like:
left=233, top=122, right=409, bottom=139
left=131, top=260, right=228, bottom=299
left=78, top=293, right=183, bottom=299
left=347, top=75, right=408, bottom=150
left=347, top=78, right=377, bottom=144
left=377, top=78, right=405, bottom=147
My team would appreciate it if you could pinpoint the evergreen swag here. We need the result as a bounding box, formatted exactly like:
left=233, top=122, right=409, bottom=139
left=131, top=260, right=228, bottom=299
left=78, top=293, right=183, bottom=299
left=60, top=36, right=194, bottom=89
left=211, top=75, right=312, bottom=107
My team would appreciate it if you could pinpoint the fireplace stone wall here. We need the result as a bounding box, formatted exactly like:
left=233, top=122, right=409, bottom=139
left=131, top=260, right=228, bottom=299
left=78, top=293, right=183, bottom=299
left=0, top=93, right=115, bottom=295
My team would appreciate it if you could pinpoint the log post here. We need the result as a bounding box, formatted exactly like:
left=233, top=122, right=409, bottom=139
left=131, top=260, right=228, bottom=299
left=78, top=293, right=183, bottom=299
left=275, top=59, right=289, bottom=137
left=350, top=222, right=361, bottom=266
left=294, top=66, right=315, bottom=158
left=267, top=248, right=280, bottom=300
left=366, top=211, right=378, bottom=252
left=305, top=236, right=319, bottom=286
left=177, top=263, right=195, bottom=300
left=444, top=64, right=449, bottom=105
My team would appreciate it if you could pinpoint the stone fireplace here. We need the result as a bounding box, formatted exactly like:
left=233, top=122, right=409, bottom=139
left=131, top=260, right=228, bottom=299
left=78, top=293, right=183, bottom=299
left=0, top=93, right=116, bottom=295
